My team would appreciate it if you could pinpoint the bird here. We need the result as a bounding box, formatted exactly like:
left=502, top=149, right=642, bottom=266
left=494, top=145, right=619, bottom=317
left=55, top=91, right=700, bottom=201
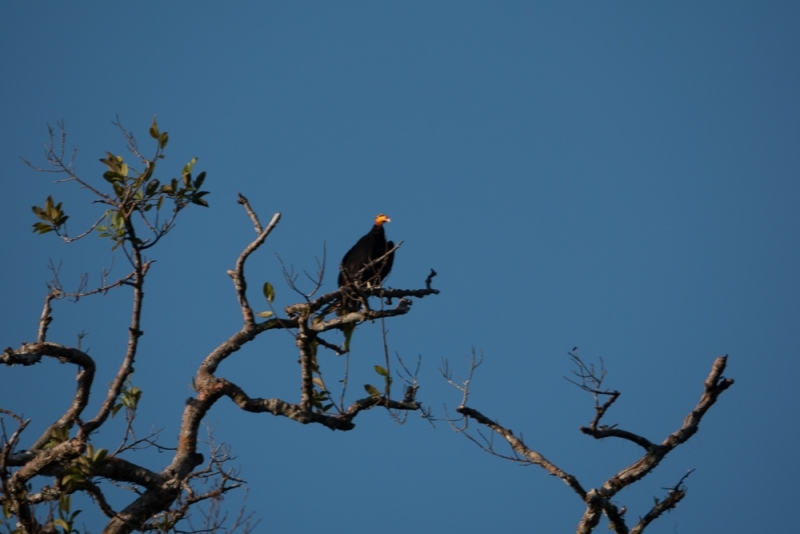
left=338, top=214, right=395, bottom=307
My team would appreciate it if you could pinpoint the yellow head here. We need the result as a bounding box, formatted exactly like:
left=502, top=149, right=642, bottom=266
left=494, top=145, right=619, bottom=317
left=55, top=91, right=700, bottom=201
left=375, top=214, right=391, bottom=226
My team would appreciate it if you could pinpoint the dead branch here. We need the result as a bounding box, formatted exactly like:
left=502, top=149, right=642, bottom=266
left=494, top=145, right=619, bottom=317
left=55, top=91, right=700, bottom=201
left=227, top=204, right=282, bottom=325
left=630, top=469, right=694, bottom=534
left=236, top=193, right=262, bottom=234
left=446, top=352, right=734, bottom=534
left=457, top=405, right=588, bottom=499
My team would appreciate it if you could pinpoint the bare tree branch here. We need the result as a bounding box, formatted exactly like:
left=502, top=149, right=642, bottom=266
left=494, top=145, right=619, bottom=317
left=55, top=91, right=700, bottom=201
left=630, top=469, right=694, bottom=534
left=227, top=207, right=282, bottom=326
left=446, top=352, right=734, bottom=534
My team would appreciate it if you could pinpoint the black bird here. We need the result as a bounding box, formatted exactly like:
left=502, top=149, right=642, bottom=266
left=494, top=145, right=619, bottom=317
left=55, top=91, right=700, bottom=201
left=338, top=214, right=395, bottom=297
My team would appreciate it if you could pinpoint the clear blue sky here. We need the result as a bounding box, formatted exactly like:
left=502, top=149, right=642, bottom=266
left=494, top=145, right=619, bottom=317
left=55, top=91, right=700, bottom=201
left=2, top=3, right=798, bottom=532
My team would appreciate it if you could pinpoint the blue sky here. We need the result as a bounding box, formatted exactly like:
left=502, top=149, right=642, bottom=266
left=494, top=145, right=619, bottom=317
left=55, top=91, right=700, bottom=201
left=1, top=2, right=798, bottom=532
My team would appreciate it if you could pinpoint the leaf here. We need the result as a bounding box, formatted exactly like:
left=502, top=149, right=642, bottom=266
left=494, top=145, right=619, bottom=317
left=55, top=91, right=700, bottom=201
left=364, top=384, right=380, bottom=397
left=62, top=472, right=84, bottom=485
left=194, top=171, right=206, bottom=189
left=149, top=117, right=160, bottom=139
left=159, top=132, right=169, bottom=149
left=374, top=365, right=389, bottom=377
left=191, top=196, right=209, bottom=207
left=182, top=157, right=197, bottom=177
left=59, top=494, right=71, bottom=514
left=342, top=323, right=355, bottom=353
left=146, top=179, right=160, bottom=197
left=263, top=282, right=275, bottom=303
left=100, top=152, right=122, bottom=173
left=312, top=377, right=325, bottom=389
left=142, top=161, right=155, bottom=182
left=93, top=448, right=108, bottom=464
left=111, top=404, right=122, bottom=417
left=255, top=310, right=273, bottom=318
left=32, top=222, right=53, bottom=234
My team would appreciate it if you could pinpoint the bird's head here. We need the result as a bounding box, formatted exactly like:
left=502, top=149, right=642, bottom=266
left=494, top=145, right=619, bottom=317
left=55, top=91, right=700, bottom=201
left=374, top=214, right=391, bottom=226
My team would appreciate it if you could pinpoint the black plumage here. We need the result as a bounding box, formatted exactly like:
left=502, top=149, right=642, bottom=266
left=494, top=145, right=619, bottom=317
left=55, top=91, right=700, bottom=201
left=338, top=214, right=395, bottom=291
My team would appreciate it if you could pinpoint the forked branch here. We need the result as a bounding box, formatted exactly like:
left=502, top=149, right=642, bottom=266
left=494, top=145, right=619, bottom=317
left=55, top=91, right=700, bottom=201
left=445, top=352, right=734, bottom=534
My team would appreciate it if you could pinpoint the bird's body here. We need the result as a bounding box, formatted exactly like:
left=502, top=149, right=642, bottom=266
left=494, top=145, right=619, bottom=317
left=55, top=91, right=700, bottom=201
left=338, top=214, right=394, bottom=302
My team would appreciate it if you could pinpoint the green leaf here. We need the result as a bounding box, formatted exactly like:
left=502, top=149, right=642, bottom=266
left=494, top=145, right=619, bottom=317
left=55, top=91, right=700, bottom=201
left=256, top=310, right=273, bottom=318
left=142, top=161, right=155, bottom=182
left=342, top=323, right=355, bottom=353
left=62, top=472, right=84, bottom=485
left=191, top=196, right=209, bottom=207
left=374, top=365, right=389, bottom=377
left=99, top=152, right=122, bottom=173
left=194, top=171, right=206, bottom=188
left=149, top=117, right=160, bottom=139
left=182, top=157, right=198, bottom=177
left=159, top=132, right=169, bottom=149
left=263, top=282, right=275, bottom=303
left=364, top=384, right=380, bottom=397
left=145, top=179, right=160, bottom=197
left=111, top=404, right=122, bottom=417
left=93, top=448, right=108, bottom=464
left=59, top=494, right=71, bottom=514
left=262, top=319, right=280, bottom=330
left=32, top=222, right=54, bottom=234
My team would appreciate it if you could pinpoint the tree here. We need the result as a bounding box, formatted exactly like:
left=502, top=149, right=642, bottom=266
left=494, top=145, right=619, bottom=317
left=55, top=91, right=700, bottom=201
left=442, top=349, right=734, bottom=533
left=0, top=120, right=439, bottom=533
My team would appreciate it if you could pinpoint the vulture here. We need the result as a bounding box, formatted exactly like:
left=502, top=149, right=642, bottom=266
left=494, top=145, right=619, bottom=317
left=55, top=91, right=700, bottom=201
left=338, top=214, right=395, bottom=298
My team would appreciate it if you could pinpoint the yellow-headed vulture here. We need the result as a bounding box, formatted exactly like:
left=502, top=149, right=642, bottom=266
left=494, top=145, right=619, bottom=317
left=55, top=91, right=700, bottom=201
left=338, top=214, right=395, bottom=291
